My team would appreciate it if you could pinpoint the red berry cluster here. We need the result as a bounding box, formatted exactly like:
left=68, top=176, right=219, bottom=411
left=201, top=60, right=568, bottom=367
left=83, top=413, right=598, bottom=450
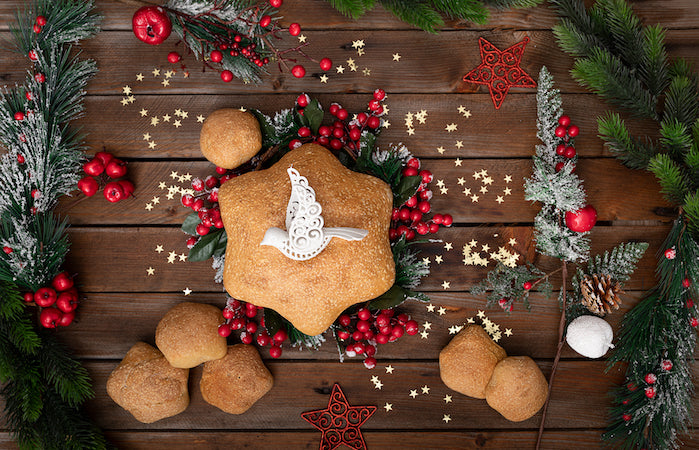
left=218, top=299, right=287, bottom=358
left=78, top=151, right=134, bottom=203
left=22, top=272, right=79, bottom=328
left=389, top=157, right=453, bottom=242
left=335, top=307, right=419, bottom=369
left=290, top=89, right=386, bottom=152
left=31, top=14, right=47, bottom=34
left=182, top=170, right=237, bottom=239
left=553, top=115, right=579, bottom=173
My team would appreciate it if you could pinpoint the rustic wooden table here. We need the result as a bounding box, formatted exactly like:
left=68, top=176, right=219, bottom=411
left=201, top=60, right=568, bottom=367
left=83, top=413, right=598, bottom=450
left=1, top=0, right=698, bottom=448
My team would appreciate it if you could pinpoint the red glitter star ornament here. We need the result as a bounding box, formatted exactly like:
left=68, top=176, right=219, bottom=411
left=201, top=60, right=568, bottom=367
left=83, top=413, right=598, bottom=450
left=301, top=384, right=376, bottom=450
left=463, top=36, right=536, bottom=109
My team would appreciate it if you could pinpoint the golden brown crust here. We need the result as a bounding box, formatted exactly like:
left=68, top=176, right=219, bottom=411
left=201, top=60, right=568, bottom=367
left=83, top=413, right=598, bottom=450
left=485, top=356, right=549, bottom=422
left=439, top=325, right=507, bottom=399
left=200, top=344, right=273, bottom=414
left=218, top=144, right=395, bottom=335
left=200, top=109, right=262, bottom=169
left=155, top=302, right=227, bottom=368
left=106, top=342, right=189, bottom=424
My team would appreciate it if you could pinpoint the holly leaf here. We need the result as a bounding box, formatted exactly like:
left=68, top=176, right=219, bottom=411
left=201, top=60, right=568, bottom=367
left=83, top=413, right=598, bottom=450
left=394, top=175, right=422, bottom=206
left=367, top=284, right=415, bottom=310
left=303, top=99, right=324, bottom=134
left=213, top=230, right=227, bottom=257
left=251, top=110, right=277, bottom=148
left=263, top=308, right=284, bottom=336
left=181, top=212, right=201, bottom=236
left=188, top=229, right=223, bottom=262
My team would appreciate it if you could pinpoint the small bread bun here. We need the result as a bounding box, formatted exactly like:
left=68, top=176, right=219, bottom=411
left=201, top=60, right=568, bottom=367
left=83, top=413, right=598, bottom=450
left=200, top=344, right=273, bottom=414
left=106, top=342, right=189, bottom=423
left=200, top=108, right=262, bottom=169
left=485, top=356, right=548, bottom=422
left=155, top=302, right=227, bottom=368
left=439, top=325, right=507, bottom=399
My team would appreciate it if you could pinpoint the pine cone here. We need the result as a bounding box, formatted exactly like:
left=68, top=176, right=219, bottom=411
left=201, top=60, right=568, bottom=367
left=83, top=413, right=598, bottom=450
left=580, top=273, right=623, bottom=316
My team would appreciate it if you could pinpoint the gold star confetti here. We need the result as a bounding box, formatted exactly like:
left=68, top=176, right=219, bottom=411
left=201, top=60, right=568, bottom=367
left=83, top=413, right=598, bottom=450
left=142, top=133, right=151, bottom=140
left=319, top=74, right=328, bottom=83
left=128, top=95, right=135, bottom=104
left=148, top=141, right=157, bottom=149
left=196, top=115, right=205, bottom=123
left=477, top=310, right=486, bottom=319
left=183, top=287, right=192, bottom=296
left=436, top=180, right=445, bottom=188
left=423, top=322, right=432, bottom=331
left=438, top=307, right=447, bottom=316
left=298, top=34, right=307, bottom=43
left=454, top=158, right=463, bottom=167
left=421, top=385, right=430, bottom=394
left=382, top=120, right=390, bottom=129
left=182, top=173, right=192, bottom=181
left=441, top=280, right=451, bottom=290
left=238, top=106, right=247, bottom=112
left=426, top=303, right=435, bottom=312
left=152, top=68, right=160, bottom=77
left=435, top=255, right=443, bottom=264
left=483, top=176, right=494, bottom=185
left=158, top=182, right=166, bottom=189
left=420, top=330, right=429, bottom=339
left=370, top=375, right=379, bottom=384
left=445, top=123, right=457, bottom=132
left=170, top=171, right=179, bottom=179
left=362, top=67, right=371, bottom=76
left=406, top=128, right=415, bottom=136
left=140, top=108, right=148, bottom=117
left=145, top=203, right=154, bottom=211
left=464, top=110, right=472, bottom=118
left=457, top=177, right=466, bottom=185
left=392, top=53, right=401, bottom=61
left=183, top=71, right=190, bottom=78
left=351, top=39, right=365, bottom=49
left=336, top=65, right=345, bottom=74
left=455, top=140, right=464, bottom=149
left=422, top=257, right=430, bottom=266
left=167, top=251, right=177, bottom=263
left=150, top=117, right=160, bottom=126
left=509, top=238, right=517, bottom=246
left=470, top=194, right=479, bottom=202
left=504, top=187, right=512, bottom=196
left=443, top=414, right=452, bottom=423
left=374, top=380, right=383, bottom=390
left=496, top=196, right=504, bottom=204
left=448, top=325, right=463, bottom=334
left=164, top=70, right=174, bottom=79
left=173, top=120, right=182, bottom=128
left=479, top=186, right=488, bottom=194
left=122, top=86, right=132, bottom=95
left=146, top=267, right=155, bottom=276
left=482, top=244, right=490, bottom=252
left=462, top=187, right=471, bottom=196
left=384, top=403, right=393, bottom=412
left=180, top=111, right=188, bottom=119
left=439, top=187, right=448, bottom=195
left=162, top=114, right=171, bottom=122
left=166, top=192, right=175, bottom=200
left=444, top=242, right=453, bottom=251
left=120, top=98, right=129, bottom=107
left=155, top=245, right=164, bottom=253
left=504, top=174, right=512, bottom=183
left=136, top=73, right=144, bottom=82
left=161, top=79, right=170, bottom=87
left=357, top=48, right=365, bottom=56
left=409, top=389, right=418, bottom=399
left=436, top=146, right=445, bottom=154
left=505, top=328, right=513, bottom=337
left=178, top=253, right=187, bottom=262
left=457, top=105, right=467, bottom=115
left=469, top=239, right=478, bottom=247
left=444, top=395, right=453, bottom=403
left=467, top=317, right=475, bottom=324
left=385, top=365, right=394, bottom=374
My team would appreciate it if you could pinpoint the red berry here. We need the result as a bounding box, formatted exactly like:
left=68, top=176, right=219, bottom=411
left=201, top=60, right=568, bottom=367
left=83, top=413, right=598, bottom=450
left=353, top=342, right=365, bottom=354
left=291, top=65, right=305, bottom=78
left=269, top=345, right=282, bottom=358
left=240, top=332, right=253, bottom=345
left=338, top=314, right=351, bottom=327
left=403, top=167, right=418, bottom=178
left=661, top=359, right=673, bottom=371
left=644, top=373, right=657, bottom=384
left=442, top=214, right=453, bottom=227
left=498, top=298, right=508, bottom=308
left=336, top=108, right=348, bottom=120
left=230, top=318, right=244, bottom=330
left=419, top=189, right=432, bottom=201
left=32, top=23, right=42, bottom=33
left=406, top=157, right=420, bottom=169
left=558, top=115, right=571, bottom=127
left=34, top=287, right=57, bottom=307
left=273, top=329, right=288, bottom=342
left=14, top=112, right=25, bottom=121
left=644, top=386, right=656, bottom=399
left=682, top=278, right=690, bottom=288
left=34, top=73, right=45, bottom=83
left=259, top=15, right=272, bottom=27
left=83, top=159, right=104, bottom=176
left=388, top=228, right=398, bottom=240
left=220, top=70, right=233, bottom=82
left=17, top=154, right=25, bottom=164
left=523, top=281, right=533, bottom=290
left=622, top=413, right=632, bottom=422
left=195, top=223, right=210, bottom=236
left=664, top=248, right=676, bottom=259
left=363, top=356, right=377, bottom=369
left=319, top=57, right=332, bottom=71
left=25, top=91, right=33, bottom=102
left=132, top=6, right=172, bottom=45
left=210, top=50, right=223, bottom=63
left=687, top=299, right=694, bottom=308
left=181, top=194, right=194, bottom=207
left=405, top=320, right=419, bottom=335
left=222, top=308, right=235, bottom=320
left=428, top=223, right=439, bottom=233
left=376, top=334, right=388, bottom=344
left=215, top=166, right=227, bottom=175
left=564, top=146, right=576, bottom=158
left=288, top=139, right=302, bottom=150
left=78, top=176, right=98, bottom=197
left=391, top=325, right=404, bottom=338
left=296, top=94, right=309, bottom=107
left=205, top=175, right=218, bottom=189
left=357, top=308, right=371, bottom=321
left=417, top=201, right=431, bottom=214
left=568, top=125, right=580, bottom=137
left=167, top=51, right=181, bottom=63
left=555, top=144, right=566, bottom=155
left=332, top=127, right=345, bottom=139
left=51, top=272, right=74, bottom=292
left=555, top=162, right=565, bottom=172
left=368, top=99, right=380, bottom=111
left=257, top=332, right=270, bottom=346
left=409, top=210, right=422, bottom=223
left=103, top=182, right=125, bottom=203
left=329, top=139, right=343, bottom=150
left=367, top=116, right=380, bottom=129
left=105, top=159, right=127, bottom=178
left=419, top=170, right=433, bottom=184
left=296, top=126, right=311, bottom=138
left=36, top=15, right=47, bottom=26
left=40, top=307, right=62, bottom=329
left=218, top=324, right=231, bottom=337
left=349, top=128, right=361, bottom=141
left=554, top=125, right=566, bottom=137
left=691, top=317, right=698, bottom=327
left=2, top=246, right=12, bottom=254
left=416, top=222, right=429, bottom=235
left=329, top=103, right=340, bottom=115
left=373, top=89, right=386, bottom=101
left=246, top=321, right=258, bottom=334
left=431, top=214, right=443, bottom=225
left=28, top=50, right=38, bottom=61
left=565, top=205, right=597, bottom=233
left=351, top=330, right=363, bottom=341
left=288, top=23, right=301, bottom=36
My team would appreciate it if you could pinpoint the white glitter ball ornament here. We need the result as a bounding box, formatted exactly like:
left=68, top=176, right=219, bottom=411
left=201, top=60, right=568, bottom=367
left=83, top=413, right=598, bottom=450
left=565, top=315, right=614, bottom=359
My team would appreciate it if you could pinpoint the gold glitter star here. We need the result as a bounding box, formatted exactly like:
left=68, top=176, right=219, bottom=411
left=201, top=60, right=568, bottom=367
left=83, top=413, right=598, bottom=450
left=122, top=85, right=132, bottom=95
left=182, top=173, right=192, bottom=181
left=457, top=177, right=466, bottom=185
left=473, top=170, right=482, bottom=180
left=436, top=180, right=445, bottom=188
left=162, top=114, right=171, bottom=122
left=164, top=70, right=174, bottom=79
left=504, top=174, right=512, bottom=183
left=409, top=389, right=418, bottom=398
left=298, top=34, right=307, bottom=43
left=384, top=403, right=393, bottom=412
left=467, top=317, right=476, bottom=324
left=464, top=110, right=472, bottom=118
left=152, top=68, right=160, bottom=77
left=158, top=182, right=166, bottom=189
left=505, top=328, right=513, bottom=337
left=435, top=255, right=443, bottom=264
left=448, top=325, right=462, bottom=335
left=374, top=380, right=383, bottom=390
left=151, top=196, right=160, bottom=205
left=426, top=303, right=435, bottom=312
left=177, top=253, right=187, bottom=262
left=469, top=239, right=478, bottom=247
left=155, top=245, right=164, bottom=253
left=362, top=67, right=371, bottom=76
left=196, top=115, right=205, bottom=123
left=166, top=192, right=175, bottom=200
left=470, top=194, right=479, bottom=202
left=148, top=141, right=157, bottom=149
left=455, top=140, right=463, bottom=148
left=441, top=280, right=450, bottom=290
left=142, top=133, right=151, bottom=140
left=457, top=105, right=467, bottom=115
left=436, top=146, right=445, bottom=154
left=483, top=176, right=494, bottom=185
left=170, top=171, right=179, bottom=179
left=482, top=244, right=490, bottom=252
left=167, top=251, right=177, bottom=263
left=480, top=186, right=488, bottom=194
left=330, top=66, right=343, bottom=75
left=128, top=95, right=135, bottom=104
left=180, top=111, right=188, bottom=119
left=150, top=117, right=160, bottom=126
left=183, top=287, right=192, bottom=296
left=438, top=307, right=447, bottom=316
left=145, top=203, right=153, bottom=211
left=443, top=414, right=451, bottom=423
left=422, top=257, right=430, bottom=265
left=382, top=120, right=390, bottom=128
left=140, top=108, right=148, bottom=117
left=445, top=242, right=453, bottom=251
left=136, top=73, right=144, bottom=82
left=509, top=238, right=517, bottom=246
left=421, top=385, right=430, bottom=394
left=439, top=187, right=448, bottom=195
left=385, top=365, right=394, bottom=374
left=161, top=79, right=170, bottom=87
left=352, top=39, right=365, bottom=49
left=496, top=195, right=504, bottom=204
left=445, top=123, right=457, bottom=132
left=504, top=187, right=512, bottom=195
left=319, top=74, right=328, bottom=83
left=423, top=322, right=432, bottom=331
left=392, top=53, right=401, bottom=61
left=420, top=330, right=429, bottom=339
left=462, top=187, right=471, bottom=196
left=454, top=158, right=462, bottom=167
left=173, top=120, right=182, bottom=128
left=357, top=48, right=365, bottom=56
left=477, top=310, right=486, bottom=319
left=444, top=395, right=452, bottom=403
left=120, top=98, right=129, bottom=106
left=174, top=109, right=182, bottom=117
left=146, top=267, right=155, bottom=276
left=406, top=128, right=415, bottom=136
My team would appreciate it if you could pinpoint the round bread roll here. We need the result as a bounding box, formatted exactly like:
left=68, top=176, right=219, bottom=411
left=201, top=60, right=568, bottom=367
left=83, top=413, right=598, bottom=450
left=485, top=356, right=548, bottom=422
left=439, top=325, right=507, bottom=399
left=200, top=108, right=262, bottom=169
left=106, top=342, right=189, bottom=423
left=155, top=302, right=227, bottom=368
left=200, top=344, right=273, bottom=414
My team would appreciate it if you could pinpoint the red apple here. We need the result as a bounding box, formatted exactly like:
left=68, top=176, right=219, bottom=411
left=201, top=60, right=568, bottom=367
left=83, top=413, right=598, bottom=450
left=39, top=307, right=62, bottom=329
left=34, top=287, right=57, bottom=307
left=105, top=159, right=127, bottom=179
left=78, top=176, right=99, bottom=197
left=94, top=151, right=114, bottom=166
left=83, top=158, right=104, bottom=176
left=118, top=180, right=135, bottom=198
left=51, top=271, right=74, bottom=292
left=565, top=205, right=597, bottom=233
left=57, top=310, right=75, bottom=327
left=56, top=291, right=79, bottom=313
left=103, top=182, right=125, bottom=203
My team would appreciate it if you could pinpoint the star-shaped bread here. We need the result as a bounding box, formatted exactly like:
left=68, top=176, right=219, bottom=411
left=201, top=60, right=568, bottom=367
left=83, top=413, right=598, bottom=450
left=219, top=144, right=395, bottom=335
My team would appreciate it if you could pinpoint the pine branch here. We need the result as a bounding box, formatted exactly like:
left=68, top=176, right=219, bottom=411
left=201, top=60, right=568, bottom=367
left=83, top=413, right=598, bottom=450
left=586, top=241, right=649, bottom=283
left=597, top=112, right=657, bottom=170
left=640, top=25, right=670, bottom=98
left=663, top=75, right=699, bottom=128
left=483, top=0, right=542, bottom=8
left=648, top=153, right=690, bottom=205
left=684, top=191, right=699, bottom=237
left=379, top=0, right=445, bottom=33
left=328, top=0, right=375, bottom=19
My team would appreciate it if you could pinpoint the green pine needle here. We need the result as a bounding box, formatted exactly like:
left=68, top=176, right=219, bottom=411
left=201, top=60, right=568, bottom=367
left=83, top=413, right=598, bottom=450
left=597, top=111, right=656, bottom=169
left=648, top=153, right=689, bottom=205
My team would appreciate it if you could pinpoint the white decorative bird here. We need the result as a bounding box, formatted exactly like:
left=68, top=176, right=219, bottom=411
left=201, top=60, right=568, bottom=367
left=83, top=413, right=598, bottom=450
left=260, top=167, right=368, bottom=260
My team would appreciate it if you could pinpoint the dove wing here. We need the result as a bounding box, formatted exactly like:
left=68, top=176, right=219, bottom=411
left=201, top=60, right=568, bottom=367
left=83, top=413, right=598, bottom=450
left=324, top=227, right=369, bottom=241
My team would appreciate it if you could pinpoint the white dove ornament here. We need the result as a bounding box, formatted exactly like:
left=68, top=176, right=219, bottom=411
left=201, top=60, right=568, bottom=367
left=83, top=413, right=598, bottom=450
left=260, top=167, right=369, bottom=260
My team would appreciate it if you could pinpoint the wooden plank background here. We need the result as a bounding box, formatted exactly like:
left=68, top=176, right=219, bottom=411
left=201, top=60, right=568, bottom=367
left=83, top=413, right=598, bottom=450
left=1, top=0, right=698, bottom=448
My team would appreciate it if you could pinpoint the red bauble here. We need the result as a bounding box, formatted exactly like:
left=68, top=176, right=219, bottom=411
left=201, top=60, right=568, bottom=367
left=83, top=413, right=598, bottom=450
left=291, top=65, right=305, bottom=78
left=34, top=287, right=57, bottom=308
left=220, top=70, right=233, bottom=82
left=167, top=51, right=181, bottom=63
left=288, top=23, right=301, bottom=36
left=644, top=373, right=657, bottom=384
left=319, top=57, right=332, bottom=71
left=51, top=272, right=74, bottom=292
left=210, top=50, right=223, bottom=63
left=664, top=248, right=676, bottom=260
left=40, top=307, right=62, bottom=329
left=103, top=182, right=125, bottom=203
left=565, top=205, right=597, bottom=233
left=78, top=176, right=98, bottom=197
left=83, top=158, right=104, bottom=176
left=132, top=6, right=172, bottom=45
